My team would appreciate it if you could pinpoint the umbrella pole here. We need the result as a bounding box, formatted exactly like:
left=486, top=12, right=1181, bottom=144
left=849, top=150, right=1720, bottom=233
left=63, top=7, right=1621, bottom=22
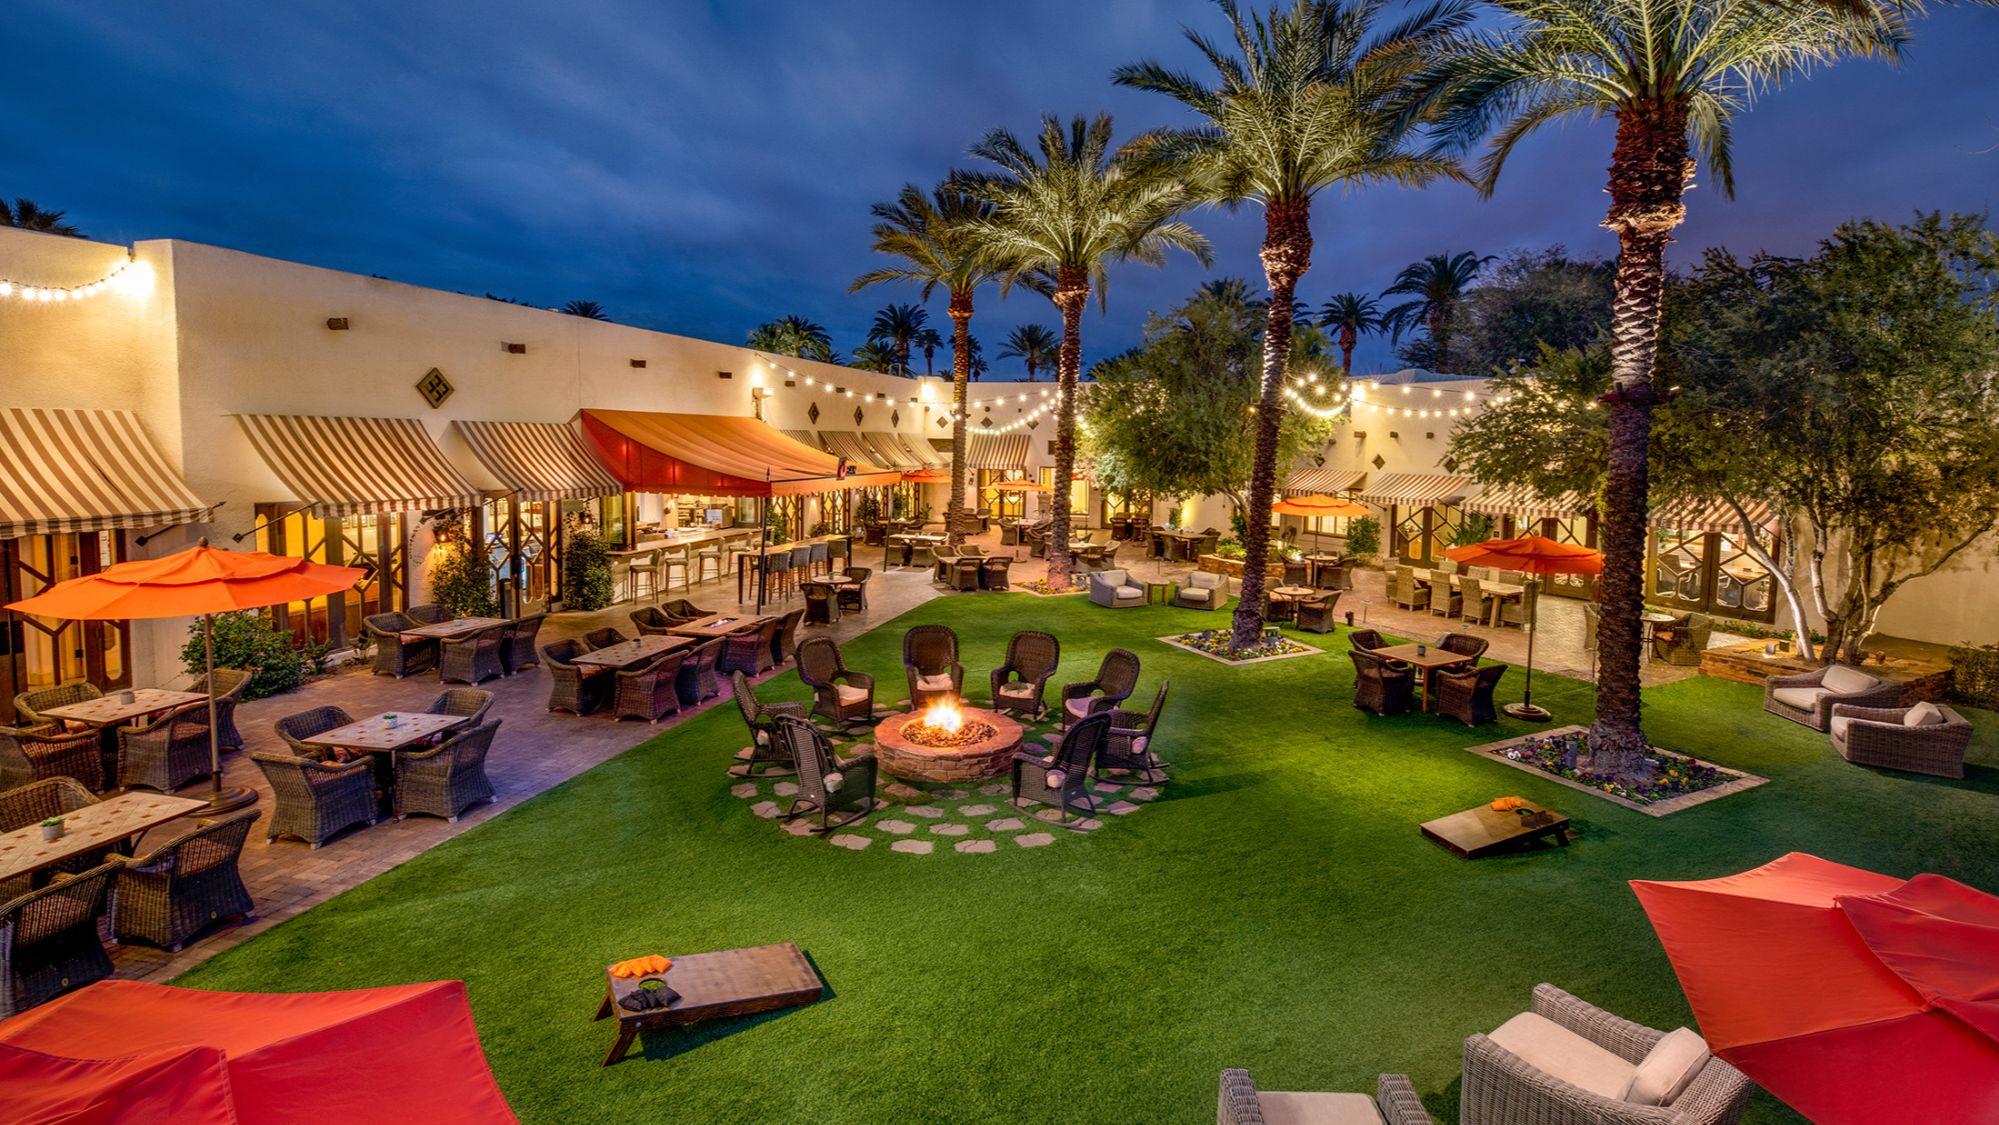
left=1503, top=576, right=1553, bottom=722
left=197, top=612, right=259, bottom=815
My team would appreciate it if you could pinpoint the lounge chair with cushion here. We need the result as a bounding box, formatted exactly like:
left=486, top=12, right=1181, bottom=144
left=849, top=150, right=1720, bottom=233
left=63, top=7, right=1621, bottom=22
left=1350, top=650, right=1414, bottom=717
left=392, top=719, right=500, bottom=822
left=112, top=807, right=260, bottom=952
left=1011, top=712, right=1111, bottom=824
left=1435, top=663, right=1508, bottom=727
left=1829, top=700, right=1975, bottom=778
left=0, top=860, right=119, bottom=1018
left=1096, top=680, right=1168, bottom=784
left=1462, top=984, right=1754, bottom=1125
left=730, top=670, right=807, bottom=777
left=773, top=715, right=877, bottom=833
left=1061, top=648, right=1140, bottom=727
left=903, top=625, right=964, bottom=706
left=364, top=612, right=436, bottom=678
left=542, top=640, right=609, bottom=715
left=1174, top=571, right=1228, bottom=611
left=0, top=726, right=104, bottom=792
left=990, top=630, right=1060, bottom=718
left=1087, top=568, right=1146, bottom=609
left=1763, top=663, right=1901, bottom=731
left=1219, top=1069, right=1433, bottom=1125
left=797, top=637, right=875, bottom=726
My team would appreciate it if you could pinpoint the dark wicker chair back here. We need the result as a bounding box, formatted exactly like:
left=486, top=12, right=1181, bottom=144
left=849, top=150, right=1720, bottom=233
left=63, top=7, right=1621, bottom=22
left=424, top=688, right=494, bottom=727
left=439, top=624, right=506, bottom=685
left=1437, top=662, right=1509, bottom=727
left=980, top=557, right=1012, bottom=590
left=582, top=627, right=628, bottom=651
left=274, top=706, right=357, bottom=758
left=903, top=624, right=960, bottom=674
left=1350, top=650, right=1415, bottom=716
left=393, top=718, right=501, bottom=821
left=406, top=603, right=451, bottom=625
left=12, top=680, right=103, bottom=732
left=113, top=806, right=261, bottom=951
left=1098, top=681, right=1170, bottom=783
left=1054, top=710, right=1112, bottom=775
left=837, top=566, right=872, bottom=610
left=116, top=703, right=215, bottom=793
left=676, top=639, right=725, bottom=703
left=540, top=641, right=605, bottom=715
left=0, top=727, right=104, bottom=792
left=1439, top=633, right=1489, bottom=661
left=659, top=598, right=713, bottom=621
left=1094, top=648, right=1141, bottom=702
left=1006, top=630, right=1061, bottom=684
left=630, top=606, right=676, bottom=635
left=796, top=636, right=847, bottom=687
left=772, top=714, right=876, bottom=830
left=1118, top=680, right=1170, bottom=738
left=772, top=608, right=805, bottom=666
left=1348, top=629, right=1387, bottom=652
left=249, top=751, right=375, bottom=848
left=616, top=650, right=688, bottom=722
left=1, top=859, right=118, bottom=1017
left=0, top=776, right=99, bottom=832
left=502, top=614, right=546, bottom=673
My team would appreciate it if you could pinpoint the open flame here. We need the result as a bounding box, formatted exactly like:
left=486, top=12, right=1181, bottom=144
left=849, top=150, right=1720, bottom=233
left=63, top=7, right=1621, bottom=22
left=922, top=700, right=964, bottom=734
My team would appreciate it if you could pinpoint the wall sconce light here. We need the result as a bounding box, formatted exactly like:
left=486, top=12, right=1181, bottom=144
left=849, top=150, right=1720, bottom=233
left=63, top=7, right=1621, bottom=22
left=1425, top=432, right=1435, bottom=440
left=1389, top=431, right=1400, bottom=439
left=325, top=317, right=350, bottom=331
left=503, top=342, right=526, bottom=354
left=717, top=371, right=734, bottom=380
left=1353, top=431, right=1367, bottom=439
left=629, top=359, right=647, bottom=368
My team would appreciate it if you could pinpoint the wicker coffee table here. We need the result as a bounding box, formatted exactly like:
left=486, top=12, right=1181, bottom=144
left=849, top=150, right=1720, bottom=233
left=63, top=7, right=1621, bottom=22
left=593, top=941, right=824, bottom=1065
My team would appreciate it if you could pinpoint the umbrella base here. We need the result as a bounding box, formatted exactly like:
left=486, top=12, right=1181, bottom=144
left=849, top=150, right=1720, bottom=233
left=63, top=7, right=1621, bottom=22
left=1502, top=702, right=1553, bottom=722
left=195, top=786, right=259, bottom=816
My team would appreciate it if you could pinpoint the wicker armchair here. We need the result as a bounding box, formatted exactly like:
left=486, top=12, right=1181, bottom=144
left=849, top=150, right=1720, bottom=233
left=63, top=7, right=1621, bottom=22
left=1348, top=629, right=1388, bottom=652
left=1436, top=662, right=1509, bottom=727
left=1295, top=592, right=1340, bottom=634
left=904, top=625, right=964, bottom=706
left=837, top=566, right=872, bottom=612
left=542, top=640, right=609, bottom=715
left=112, top=807, right=260, bottom=952
left=1, top=860, right=119, bottom=1018
left=614, top=651, right=688, bottom=723
left=1096, top=680, right=1168, bottom=784
left=804, top=582, right=841, bottom=625
left=1087, top=568, right=1146, bottom=609
left=1652, top=611, right=1713, bottom=666
left=1439, top=632, right=1489, bottom=662
left=365, top=612, right=436, bottom=678
left=1351, top=650, right=1415, bottom=716
left=630, top=606, right=680, bottom=636
left=1175, top=571, right=1228, bottom=611
left=1463, top=984, right=1754, bottom=1125
left=676, top=639, right=725, bottom=705
left=500, top=613, right=546, bottom=675
left=797, top=638, right=875, bottom=725
left=1219, top=1069, right=1433, bottom=1125
left=116, top=703, right=214, bottom=793
left=1061, top=648, right=1140, bottom=727
left=730, top=670, right=807, bottom=777
left=1011, top=711, right=1111, bottom=824
left=990, top=630, right=1060, bottom=718
left=423, top=688, right=494, bottom=730
left=773, top=715, right=877, bottom=833
left=250, top=751, right=376, bottom=847
left=659, top=598, right=715, bottom=622
left=1762, top=664, right=1901, bottom=731
left=1829, top=701, right=1975, bottom=778
left=771, top=608, right=805, bottom=667
left=722, top=618, right=782, bottom=676
left=273, top=706, right=355, bottom=758
left=0, top=726, right=104, bottom=792
left=393, top=719, right=500, bottom=822
left=439, top=624, right=506, bottom=685
left=1390, top=567, right=1429, bottom=612
left=0, top=779, right=108, bottom=893
left=407, top=603, right=451, bottom=625
left=195, top=666, right=254, bottom=752
left=13, top=680, right=103, bottom=736
left=981, top=556, right=1013, bottom=590
left=583, top=627, right=629, bottom=651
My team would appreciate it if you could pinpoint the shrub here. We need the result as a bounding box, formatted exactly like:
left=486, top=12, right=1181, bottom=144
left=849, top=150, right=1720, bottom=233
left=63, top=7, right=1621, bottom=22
left=1214, top=538, right=1246, bottom=560
left=1949, top=642, right=1999, bottom=710
left=1345, top=516, right=1381, bottom=560
left=1452, top=514, right=1496, bottom=547
left=182, top=612, right=326, bottom=700
left=563, top=530, right=616, bottom=612
left=426, top=542, right=499, bottom=618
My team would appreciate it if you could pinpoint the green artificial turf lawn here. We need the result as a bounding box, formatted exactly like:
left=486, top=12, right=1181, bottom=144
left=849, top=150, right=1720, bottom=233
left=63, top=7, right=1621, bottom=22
left=174, top=595, right=1999, bottom=1124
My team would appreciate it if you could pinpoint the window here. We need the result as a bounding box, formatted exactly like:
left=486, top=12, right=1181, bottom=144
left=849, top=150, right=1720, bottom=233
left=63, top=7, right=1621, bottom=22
left=2, top=532, right=132, bottom=721
left=978, top=471, right=1026, bottom=519
left=257, top=505, right=407, bottom=649
left=1648, top=527, right=1777, bottom=623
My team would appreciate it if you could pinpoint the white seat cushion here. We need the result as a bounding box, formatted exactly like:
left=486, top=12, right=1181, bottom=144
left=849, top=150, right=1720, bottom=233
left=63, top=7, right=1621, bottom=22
left=1180, top=588, right=1214, bottom=604
left=1829, top=715, right=1853, bottom=741
left=1821, top=665, right=1880, bottom=695
left=917, top=673, right=955, bottom=692
left=1114, top=586, right=1144, bottom=601
left=1487, top=1012, right=1638, bottom=1100
left=1770, top=686, right=1829, bottom=711
left=834, top=685, right=870, bottom=706
left=1098, top=569, right=1129, bottom=586
left=1624, top=1027, right=1710, bottom=1107
left=1253, top=1091, right=1386, bottom=1125
left=1905, top=700, right=1945, bottom=726
left=997, top=682, right=1038, bottom=700
left=1065, top=697, right=1093, bottom=719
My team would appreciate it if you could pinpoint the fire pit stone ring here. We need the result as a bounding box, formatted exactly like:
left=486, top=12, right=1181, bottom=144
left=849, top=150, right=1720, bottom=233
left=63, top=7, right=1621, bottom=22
left=873, top=704, right=1026, bottom=783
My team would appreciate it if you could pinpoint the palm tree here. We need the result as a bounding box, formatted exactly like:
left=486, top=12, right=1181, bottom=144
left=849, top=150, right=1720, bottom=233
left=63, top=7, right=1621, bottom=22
left=848, top=341, right=900, bottom=373
left=853, top=184, right=1042, bottom=548
left=745, top=315, right=835, bottom=362
left=913, top=326, right=944, bottom=375
left=1413, top=0, right=1925, bottom=768
left=559, top=299, right=609, bottom=320
left=965, top=333, right=989, bottom=381
left=962, top=114, right=1210, bottom=587
left=868, top=303, right=930, bottom=376
left=1380, top=251, right=1490, bottom=372
left=1, top=198, right=83, bottom=237
left=1319, top=291, right=1384, bottom=374
left=1196, top=276, right=1270, bottom=317
left=998, top=324, right=1061, bottom=382
left=1116, top=0, right=1467, bottom=649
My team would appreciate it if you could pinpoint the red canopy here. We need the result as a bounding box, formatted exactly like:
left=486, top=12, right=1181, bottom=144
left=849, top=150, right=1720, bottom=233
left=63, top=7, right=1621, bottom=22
left=0, top=979, right=516, bottom=1124
left=1632, top=853, right=1999, bottom=1124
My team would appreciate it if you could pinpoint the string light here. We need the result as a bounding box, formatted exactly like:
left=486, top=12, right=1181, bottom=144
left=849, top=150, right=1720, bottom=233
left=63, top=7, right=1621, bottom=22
left=0, top=256, right=143, bottom=303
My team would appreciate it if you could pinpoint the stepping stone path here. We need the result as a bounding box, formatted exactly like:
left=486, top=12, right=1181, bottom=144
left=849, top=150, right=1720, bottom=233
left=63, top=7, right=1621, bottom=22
left=725, top=702, right=1160, bottom=857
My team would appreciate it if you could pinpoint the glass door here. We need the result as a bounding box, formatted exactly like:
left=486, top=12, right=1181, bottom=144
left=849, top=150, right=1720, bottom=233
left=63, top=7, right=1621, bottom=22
left=2, top=532, right=131, bottom=722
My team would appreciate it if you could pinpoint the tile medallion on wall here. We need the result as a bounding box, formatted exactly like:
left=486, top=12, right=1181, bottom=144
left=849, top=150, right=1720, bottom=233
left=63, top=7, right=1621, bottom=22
left=415, top=367, right=454, bottom=409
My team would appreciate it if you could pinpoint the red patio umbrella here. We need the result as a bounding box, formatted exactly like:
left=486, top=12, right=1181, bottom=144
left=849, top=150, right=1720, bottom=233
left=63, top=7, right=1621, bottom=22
left=1632, top=853, right=1999, bottom=1124
left=1443, top=536, right=1602, bottom=721
left=5, top=540, right=364, bottom=813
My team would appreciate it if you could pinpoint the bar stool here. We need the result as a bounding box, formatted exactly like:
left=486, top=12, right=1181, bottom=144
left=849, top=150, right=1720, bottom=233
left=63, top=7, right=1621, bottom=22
left=659, top=546, right=691, bottom=593
left=827, top=535, right=850, bottom=575
left=630, top=549, right=666, bottom=602
left=807, top=540, right=830, bottom=576
left=693, top=538, right=726, bottom=585
left=789, top=545, right=814, bottom=591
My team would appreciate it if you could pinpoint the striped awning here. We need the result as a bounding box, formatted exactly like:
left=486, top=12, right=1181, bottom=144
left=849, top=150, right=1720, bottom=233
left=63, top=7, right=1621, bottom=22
left=963, top=433, right=1030, bottom=471
left=0, top=408, right=216, bottom=538
left=863, top=432, right=935, bottom=469
left=1283, top=466, right=1366, bottom=496
left=235, top=415, right=482, bottom=519
left=781, top=429, right=821, bottom=450
left=816, top=431, right=880, bottom=467
left=1357, top=473, right=1474, bottom=509
left=452, top=420, right=622, bottom=504
left=1650, top=497, right=1780, bottom=536
left=1465, top=483, right=1589, bottom=521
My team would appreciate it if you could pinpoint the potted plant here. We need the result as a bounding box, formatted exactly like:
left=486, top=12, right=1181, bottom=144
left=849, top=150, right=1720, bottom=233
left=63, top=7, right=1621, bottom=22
left=40, top=816, right=64, bottom=842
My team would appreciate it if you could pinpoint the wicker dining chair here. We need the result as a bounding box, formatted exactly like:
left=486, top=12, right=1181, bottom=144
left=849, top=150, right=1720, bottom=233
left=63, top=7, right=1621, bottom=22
left=804, top=582, right=841, bottom=625
left=722, top=618, right=782, bottom=676
left=951, top=556, right=982, bottom=592
left=675, top=638, right=726, bottom=705
left=112, top=807, right=261, bottom=952
left=1348, top=629, right=1388, bottom=653
left=1061, top=648, right=1141, bottom=727
left=11, top=680, right=103, bottom=737
left=500, top=613, right=546, bottom=675
left=0, top=860, right=119, bottom=1018
left=837, top=566, right=872, bottom=612
left=407, top=603, right=451, bottom=625
left=1438, top=632, right=1490, bottom=662
left=796, top=637, right=877, bottom=726
left=614, top=651, right=688, bottom=723
left=1351, top=650, right=1415, bottom=716
left=117, top=703, right=214, bottom=793
left=393, top=719, right=500, bottom=822
left=1011, top=711, right=1112, bottom=824
left=0, top=726, right=104, bottom=792
left=1436, top=663, right=1509, bottom=727
left=1390, top=567, right=1430, bottom=612
left=659, top=598, right=715, bottom=622
left=770, top=608, right=805, bottom=668
left=541, top=640, right=609, bottom=715
left=272, top=706, right=355, bottom=758
left=582, top=627, right=629, bottom=651
left=0, top=779, right=109, bottom=893
left=440, top=624, right=506, bottom=685
left=989, top=630, right=1060, bottom=718
left=1096, top=680, right=1169, bottom=785
left=364, top=612, right=437, bottom=678
left=629, top=606, right=679, bottom=636
left=1428, top=574, right=1464, bottom=618
left=904, top=625, right=964, bottom=706
left=730, top=670, right=808, bottom=777
left=250, top=751, right=376, bottom=848
left=194, top=666, right=254, bottom=752
left=981, top=556, right=1013, bottom=590
left=423, top=688, right=494, bottom=730
left=773, top=715, right=878, bottom=833
left=1295, top=592, right=1341, bottom=634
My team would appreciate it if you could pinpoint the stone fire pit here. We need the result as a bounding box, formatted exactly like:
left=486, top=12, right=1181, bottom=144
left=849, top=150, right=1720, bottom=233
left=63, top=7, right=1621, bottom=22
left=873, top=705, right=1025, bottom=784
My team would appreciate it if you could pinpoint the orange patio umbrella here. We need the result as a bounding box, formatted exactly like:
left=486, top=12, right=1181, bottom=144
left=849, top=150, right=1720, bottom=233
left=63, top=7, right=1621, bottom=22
left=1442, top=535, right=1603, bottom=721
left=1632, top=853, right=1999, bottom=1124
left=901, top=468, right=955, bottom=484
left=6, top=540, right=365, bottom=813
left=1270, top=493, right=1369, bottom=519
left=989, top=478, right=1050, bottom=492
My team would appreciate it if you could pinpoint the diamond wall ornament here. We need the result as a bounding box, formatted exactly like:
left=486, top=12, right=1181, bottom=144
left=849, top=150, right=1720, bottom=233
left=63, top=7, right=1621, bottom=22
left=979, top=416, right=993, bottom=429
left=853, top=406, right=865, bottom=426
left=935, top=416, right=949, bottom=429
left=1371, top=454, right=1387, bottom=470
left=891, top=409, right=900, bottom=427
left=807, top=402, right=820, bottom=424
left=1443, top=456, right=1459, bottom=472
left=415, top=368, right=454, bottom=409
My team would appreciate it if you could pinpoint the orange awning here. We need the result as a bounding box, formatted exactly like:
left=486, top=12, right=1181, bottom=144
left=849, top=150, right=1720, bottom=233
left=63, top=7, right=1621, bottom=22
left=579, top=410, right=898, bottom=497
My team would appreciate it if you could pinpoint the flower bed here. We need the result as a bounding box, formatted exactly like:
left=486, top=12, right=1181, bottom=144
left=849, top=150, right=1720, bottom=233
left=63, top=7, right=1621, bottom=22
left=1020, top=576, right=1085, bottom=596
left=1160, top=628, right=1319, bottom=665
left=1500, top=729, right=1732, bottom=805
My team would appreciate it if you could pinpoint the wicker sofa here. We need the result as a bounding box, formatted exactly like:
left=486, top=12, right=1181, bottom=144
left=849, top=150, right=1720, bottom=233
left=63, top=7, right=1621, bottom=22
left=1219, top=1069, right=1433, bottom=1125
left=1087, top=568, right=1146, bottom=609
left=1762, top=663, right=1902, bottom=731
left=1829, top=700, right=1974, bottom=778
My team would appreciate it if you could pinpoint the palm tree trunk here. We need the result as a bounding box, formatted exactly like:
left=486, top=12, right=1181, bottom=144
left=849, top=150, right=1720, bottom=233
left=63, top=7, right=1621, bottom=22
left=1589, top=99, right=1692, bottom=775
left=946, top=289, right=974, bottom=551
left=1048, top=270, right=1090, bottom=588
left=1234, top=196, right=1313, bottom=650
left=1339, top=326, right=1356, bottom=376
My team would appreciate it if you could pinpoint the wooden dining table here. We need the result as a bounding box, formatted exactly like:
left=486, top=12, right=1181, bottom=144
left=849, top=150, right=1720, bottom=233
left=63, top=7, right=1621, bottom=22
left=40, top=689, right=208, bottom=729
left=400, top=616, right=510, bottom=641
left=301, top=711, right=467, bottom=813
left=572, top=634, right=691, bottom=671
left=668, top=613, right=774, bottom=640
left=1151, top=529, right=1205, bottom=560
left=1368, top=643, right=1477, bottom=712
left=0, top=792, right=206, bottom=885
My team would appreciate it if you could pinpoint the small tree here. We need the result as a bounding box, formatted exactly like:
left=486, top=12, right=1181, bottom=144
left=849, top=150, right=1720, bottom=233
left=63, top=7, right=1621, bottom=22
left=562, top=528, right=616, bottom=612
left=426, top=541, right=500, bottom=618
